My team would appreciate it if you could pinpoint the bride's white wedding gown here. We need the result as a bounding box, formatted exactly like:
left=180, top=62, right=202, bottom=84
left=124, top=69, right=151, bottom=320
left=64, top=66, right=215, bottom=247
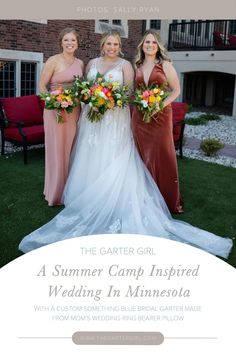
left=19, top=61, right=233, bottom=258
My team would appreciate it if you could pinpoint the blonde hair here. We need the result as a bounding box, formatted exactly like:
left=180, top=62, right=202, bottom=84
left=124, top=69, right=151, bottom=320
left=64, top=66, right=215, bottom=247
left=100, top=30, right=124, bottom=57
left=58, top=27, right=80, bottom=51
left=134, top=30, right=171, bottom=68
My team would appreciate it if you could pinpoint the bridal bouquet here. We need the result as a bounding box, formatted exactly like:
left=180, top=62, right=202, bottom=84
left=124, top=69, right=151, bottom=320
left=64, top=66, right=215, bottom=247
left=74, top=74, right=129, bottom=122
left=133, top=83, right=169, bottom=123
left=40, top=86, right=79, bottom=123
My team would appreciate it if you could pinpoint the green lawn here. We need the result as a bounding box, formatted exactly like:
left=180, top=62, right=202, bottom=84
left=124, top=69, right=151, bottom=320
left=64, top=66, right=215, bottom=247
left=0, top=148, right=235, bottom=268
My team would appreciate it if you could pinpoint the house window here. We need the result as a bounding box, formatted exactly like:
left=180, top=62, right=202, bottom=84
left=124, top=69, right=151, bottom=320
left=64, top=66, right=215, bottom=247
left=112, top=20, right=122, bottom=26
left=0, top=49, right=43, bottom=98
left=145, top=20, right=161, bottom=31
left=95, top=20, right=128, bottom=38
left=0, top=61, right=16, bottom=98
left=229, top=20, right=236, bottom=34
left=0, top=60, right=37, bottom=98
left=21, top=62, right=37, bottom=96
left=150, top=20, right=161, bottom=30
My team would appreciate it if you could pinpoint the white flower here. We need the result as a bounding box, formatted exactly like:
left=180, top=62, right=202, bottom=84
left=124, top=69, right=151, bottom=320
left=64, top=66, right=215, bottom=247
left=46, top=97, right=51, bottom=101
left=141, top=100, right=148, bottom=108
left=99, top=92, right=108, bottom=99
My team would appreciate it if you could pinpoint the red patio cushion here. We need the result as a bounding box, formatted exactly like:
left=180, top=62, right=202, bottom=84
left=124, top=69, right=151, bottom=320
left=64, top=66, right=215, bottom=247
left=213, top=31, right=224, bottom=45
left=4, top=125, right=44, bottom=144
left=0, top=95, right=43, bottom=127
left=39, top=97, right=45, bottom=111
left=171, top=102, right=188, bottom=142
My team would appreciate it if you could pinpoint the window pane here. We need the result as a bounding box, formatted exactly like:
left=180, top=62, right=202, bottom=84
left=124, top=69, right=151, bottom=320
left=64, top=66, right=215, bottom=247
left=112, top=20, right=122, bottom=26
left=0, top=61, right=16, bottom=98
left=21, top=62, right=36, bottom=96
left=150, top=20, right=161, bottom=30
left=229, top=20, right=236, bottom=34
left=99, top=20, right=109, bottom=23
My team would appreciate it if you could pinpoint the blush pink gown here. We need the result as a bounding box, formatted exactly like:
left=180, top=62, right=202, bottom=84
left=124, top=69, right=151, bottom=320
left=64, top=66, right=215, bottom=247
left=43, top=59, right=83, bottom=206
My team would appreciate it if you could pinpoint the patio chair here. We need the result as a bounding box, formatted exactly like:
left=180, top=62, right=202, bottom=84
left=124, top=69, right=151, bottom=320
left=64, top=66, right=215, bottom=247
left=172, top=102, right=188, bottom=159
left=0, top=95, right=45, bottom=164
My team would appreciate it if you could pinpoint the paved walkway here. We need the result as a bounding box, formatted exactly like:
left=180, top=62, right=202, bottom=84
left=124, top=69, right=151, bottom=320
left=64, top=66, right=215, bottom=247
left=186, top=137, right=236, bottom=159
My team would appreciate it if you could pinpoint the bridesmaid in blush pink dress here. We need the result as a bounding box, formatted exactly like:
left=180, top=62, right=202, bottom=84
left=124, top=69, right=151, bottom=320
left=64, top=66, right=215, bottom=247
left=39, top=28, right=84, bottom=206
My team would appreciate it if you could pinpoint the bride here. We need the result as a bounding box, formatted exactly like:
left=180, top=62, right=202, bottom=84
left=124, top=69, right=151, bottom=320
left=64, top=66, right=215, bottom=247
left=19, top=30, right=233, bottom=259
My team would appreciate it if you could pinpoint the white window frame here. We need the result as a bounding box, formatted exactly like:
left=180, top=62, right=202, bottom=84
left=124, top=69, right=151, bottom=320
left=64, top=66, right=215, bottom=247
left=95, top=20, right=128, bottom=38
left=24, top=19, right=48, bottom=24
left=0, top=49, right=43, bottom=96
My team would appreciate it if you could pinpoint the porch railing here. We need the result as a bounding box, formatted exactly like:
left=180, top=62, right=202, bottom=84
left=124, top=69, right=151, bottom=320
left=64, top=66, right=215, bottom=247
left=168, top=20, right=236, bottom=51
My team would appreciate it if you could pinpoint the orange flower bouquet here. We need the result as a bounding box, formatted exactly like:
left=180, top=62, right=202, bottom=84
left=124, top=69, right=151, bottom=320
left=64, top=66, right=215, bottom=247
left=133, top=83, right=169, bottom=123
left=40, top=86, right=79, bottom=123
left=74, top=74, right=129, bottom=122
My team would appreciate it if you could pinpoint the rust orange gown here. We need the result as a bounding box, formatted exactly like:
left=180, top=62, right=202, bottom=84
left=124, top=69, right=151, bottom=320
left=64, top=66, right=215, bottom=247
left=132, top=63, right=183, bottom=213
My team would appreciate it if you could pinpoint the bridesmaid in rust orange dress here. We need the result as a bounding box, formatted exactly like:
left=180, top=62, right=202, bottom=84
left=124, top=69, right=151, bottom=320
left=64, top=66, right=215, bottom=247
left=39, top=28, right=84, bottom=206
left=132, top=30, right=183, bottom=213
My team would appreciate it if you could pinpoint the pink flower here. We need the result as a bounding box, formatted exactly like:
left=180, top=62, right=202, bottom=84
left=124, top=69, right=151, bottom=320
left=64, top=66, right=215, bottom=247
left=142, top=90, right=150, bottom=99
left=61, top=101, right=69, bottom=108
left=102, top=88, right=110, bottom=95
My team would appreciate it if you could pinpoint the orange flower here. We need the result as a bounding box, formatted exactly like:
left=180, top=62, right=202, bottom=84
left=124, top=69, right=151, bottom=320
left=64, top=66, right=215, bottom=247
left=56, top=94, right=64, bottom=102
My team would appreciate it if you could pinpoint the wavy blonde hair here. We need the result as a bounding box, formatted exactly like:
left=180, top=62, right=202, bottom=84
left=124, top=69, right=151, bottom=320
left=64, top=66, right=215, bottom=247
left=100, top=30, right=124, bottom=57
left=134, top=30, right=171, bottom=68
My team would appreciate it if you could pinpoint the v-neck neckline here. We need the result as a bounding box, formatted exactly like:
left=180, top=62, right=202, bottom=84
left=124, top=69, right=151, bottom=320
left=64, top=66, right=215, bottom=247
left=96, top=58, right=122, bottom=77
left=141, top=63, right=159, bottom=87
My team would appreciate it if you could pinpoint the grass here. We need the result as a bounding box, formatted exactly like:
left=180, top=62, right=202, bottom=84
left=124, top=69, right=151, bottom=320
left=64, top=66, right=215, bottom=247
left=0, top=148, right=236, bottom=268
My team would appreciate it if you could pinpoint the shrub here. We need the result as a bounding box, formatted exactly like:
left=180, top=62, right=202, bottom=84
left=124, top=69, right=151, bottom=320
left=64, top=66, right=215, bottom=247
left=198, top=113, right=221, bottom=121
left=200, top=138, right=224, bottom=156
left=185, top=112, right=221, bottom=126
left=185, top=116, right=208, bottom=125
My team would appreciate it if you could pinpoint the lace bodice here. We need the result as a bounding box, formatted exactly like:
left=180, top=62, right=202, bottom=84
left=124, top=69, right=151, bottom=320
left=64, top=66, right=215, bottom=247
left=87, top=58, right=124, bottom=85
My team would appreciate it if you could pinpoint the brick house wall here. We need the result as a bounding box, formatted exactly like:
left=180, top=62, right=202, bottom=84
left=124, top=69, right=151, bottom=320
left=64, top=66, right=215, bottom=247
left=0, top=20, right=143, bottom=64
